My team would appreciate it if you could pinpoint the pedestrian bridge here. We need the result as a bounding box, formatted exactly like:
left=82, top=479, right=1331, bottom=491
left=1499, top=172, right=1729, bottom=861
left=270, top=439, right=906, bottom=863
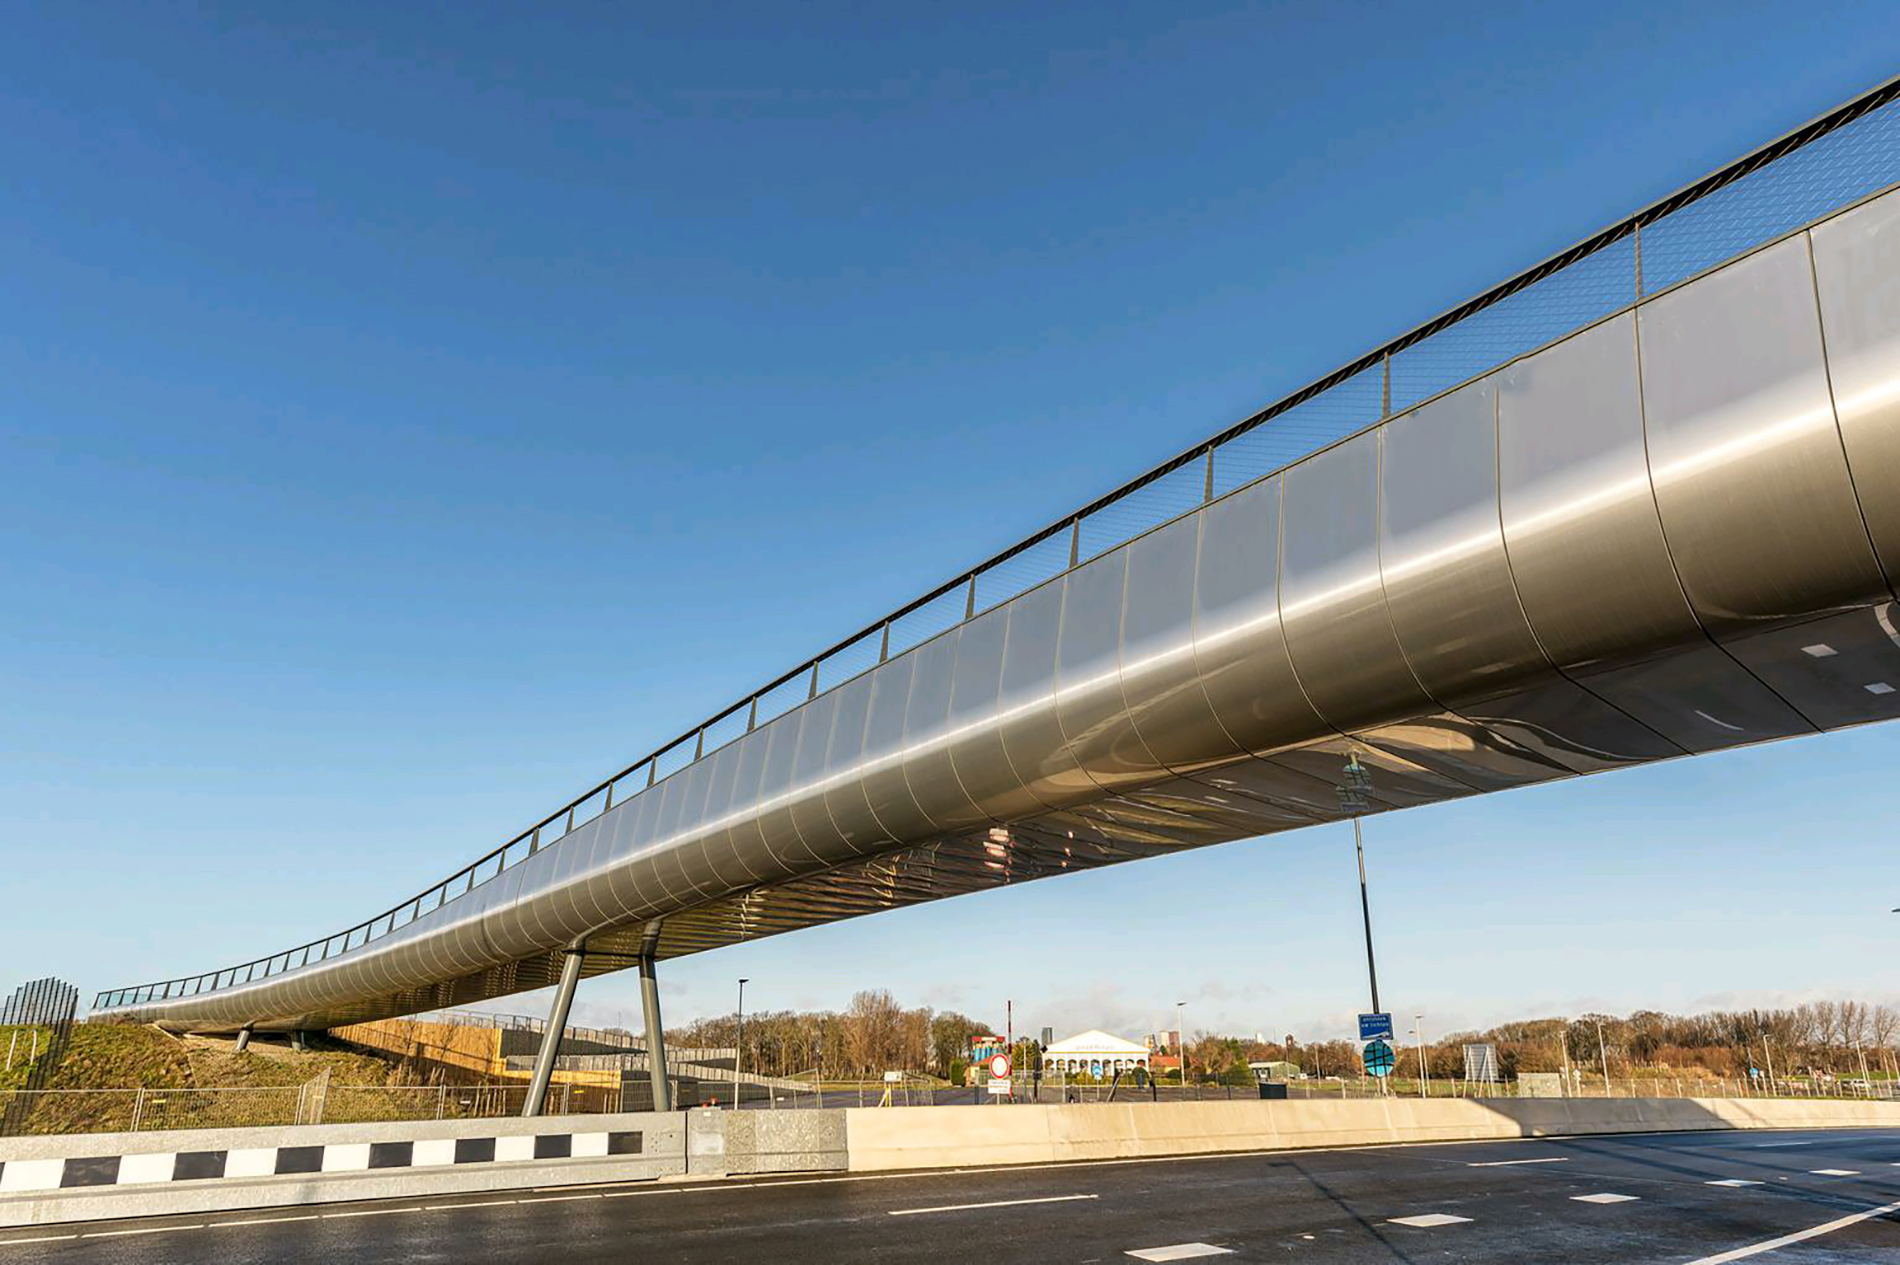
left=92, top=80, right=1900, bottom=1047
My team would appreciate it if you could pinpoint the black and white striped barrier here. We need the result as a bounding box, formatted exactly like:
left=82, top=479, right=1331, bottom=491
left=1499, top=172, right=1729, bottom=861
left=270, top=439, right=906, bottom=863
left=0, top=1127, right=649, bottom=1194
left=0, top=1109, right=849, bottom=1227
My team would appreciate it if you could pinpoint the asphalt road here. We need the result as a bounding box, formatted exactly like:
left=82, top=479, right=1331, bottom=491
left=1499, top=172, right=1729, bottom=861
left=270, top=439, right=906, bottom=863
left=3, top=1128, right=1896, bottom=1263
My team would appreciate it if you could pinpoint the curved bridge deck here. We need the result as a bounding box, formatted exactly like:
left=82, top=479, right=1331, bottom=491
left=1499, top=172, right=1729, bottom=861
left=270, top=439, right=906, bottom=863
left=94, top=80, right=1900, bottom=1034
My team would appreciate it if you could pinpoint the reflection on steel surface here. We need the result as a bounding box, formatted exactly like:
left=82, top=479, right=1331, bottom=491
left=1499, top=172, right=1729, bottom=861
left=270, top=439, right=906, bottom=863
left=94, top=92, right=1900, bottom=1035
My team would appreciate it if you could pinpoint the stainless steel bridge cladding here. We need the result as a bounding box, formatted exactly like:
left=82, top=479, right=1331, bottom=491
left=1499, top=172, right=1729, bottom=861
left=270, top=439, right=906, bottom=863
left=93, top=77, right=1900, bottom=1038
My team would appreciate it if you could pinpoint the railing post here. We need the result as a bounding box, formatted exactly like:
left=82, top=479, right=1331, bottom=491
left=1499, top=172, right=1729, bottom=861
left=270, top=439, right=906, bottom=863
left=130, top=1087, right=145, bottom=1133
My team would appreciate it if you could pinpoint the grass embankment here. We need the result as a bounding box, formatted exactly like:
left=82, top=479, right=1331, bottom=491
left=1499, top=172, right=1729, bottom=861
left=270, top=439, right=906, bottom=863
left=3, top=1025, right=442, bottom=1135
left=0, top=1025, right=55, bottom=1093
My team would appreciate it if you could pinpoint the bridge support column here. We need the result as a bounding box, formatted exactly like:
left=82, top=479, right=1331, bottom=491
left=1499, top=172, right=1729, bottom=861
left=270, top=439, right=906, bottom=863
left=234, top=1024, right=253, bottom=1053
left=523, top=942, right=586, bottom=1118
left=291, top=1029, right=310, bottom=1053
left=638, top=920, right=672, bottom=1113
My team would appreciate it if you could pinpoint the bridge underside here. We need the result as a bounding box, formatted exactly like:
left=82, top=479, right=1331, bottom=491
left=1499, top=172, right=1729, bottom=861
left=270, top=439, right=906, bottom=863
left=95, top=182, right=1900, bottom=1035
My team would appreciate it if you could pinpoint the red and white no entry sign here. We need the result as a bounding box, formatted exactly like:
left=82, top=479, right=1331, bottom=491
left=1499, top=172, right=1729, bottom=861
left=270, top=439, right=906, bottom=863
left=988, top=1053, right=1012, bottom=1080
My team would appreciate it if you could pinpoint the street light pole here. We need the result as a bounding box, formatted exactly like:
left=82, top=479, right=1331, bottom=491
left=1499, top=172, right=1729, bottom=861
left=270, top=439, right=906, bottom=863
left=1415, top=1015, right=1428, bottom=1099
left=1337, top=755, right=1380, bottom=1014
left=736, top=978, right=749, bottom=1108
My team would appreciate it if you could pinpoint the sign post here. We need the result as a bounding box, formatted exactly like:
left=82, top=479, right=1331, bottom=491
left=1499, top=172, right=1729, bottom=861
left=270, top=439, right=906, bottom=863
left=987, top=1053, right=1013, bottom=1100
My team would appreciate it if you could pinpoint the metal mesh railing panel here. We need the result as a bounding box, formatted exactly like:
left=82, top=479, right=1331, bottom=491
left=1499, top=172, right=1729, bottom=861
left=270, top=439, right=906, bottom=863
left=1077, top=463, right=1205, bottom=561
left=1642, top=95, right=1900, bottom=293
left=1210, top=365, right=1381, bottom=496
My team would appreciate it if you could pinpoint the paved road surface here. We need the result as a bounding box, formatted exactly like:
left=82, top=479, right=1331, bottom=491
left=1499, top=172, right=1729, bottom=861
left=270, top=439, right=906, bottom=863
left=3, top=1128, right=1895, bottom=1262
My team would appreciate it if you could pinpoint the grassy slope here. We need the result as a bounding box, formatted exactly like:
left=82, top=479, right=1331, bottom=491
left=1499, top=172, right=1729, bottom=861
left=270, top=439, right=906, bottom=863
left=5, top=1025, right=427, bottom=1134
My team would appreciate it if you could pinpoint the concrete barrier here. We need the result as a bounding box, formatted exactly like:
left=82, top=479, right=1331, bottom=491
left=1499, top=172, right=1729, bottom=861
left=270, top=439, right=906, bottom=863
left=7, top=1096, right=1896, bottom=1225
left=841, top=1097, right=1900, bottom=1172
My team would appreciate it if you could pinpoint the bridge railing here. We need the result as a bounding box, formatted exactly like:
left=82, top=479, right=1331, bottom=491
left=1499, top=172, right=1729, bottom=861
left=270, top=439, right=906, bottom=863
left=96, top=73, right=1900, bottom=1016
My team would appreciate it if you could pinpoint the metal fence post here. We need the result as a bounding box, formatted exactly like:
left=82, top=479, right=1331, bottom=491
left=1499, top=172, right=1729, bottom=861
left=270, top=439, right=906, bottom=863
left=130, top=1088, right=146, bottom=1133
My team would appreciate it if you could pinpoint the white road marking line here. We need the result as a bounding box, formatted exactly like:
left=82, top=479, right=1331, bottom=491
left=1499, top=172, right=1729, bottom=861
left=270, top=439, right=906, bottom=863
left=1707, top=1179, right=1764, bottom=1187
left=518, top=1193, right=602, bottom=1203
left=890, top=1193, right=1098, bottom=1216
left=1125, top=1245, right=1233, bottom=1262
left=0, top=1236, right=78, bottom=1245
left=321, top=1206, right=426, bottom=1218
left=601, top=1189, right=683, bottom=1199
left=1466, top=1157, right=1569, bottom=1167
left=1751, top=1140, right=1819, bottom=1147
left=1572, top=1193, right=1640, bottom=1204
left=212, top=1215, right=321, bottom=1227
left=1683, top=1197, right=1900, bottom=1264
left=427, top=1199, right=517, bottom=1209
left=1809, top=1169, right=1861, bottom=1176
left=1386, top=1213, right=1473, bottom=1228
left=81, top=1225, right=205, bottom=1238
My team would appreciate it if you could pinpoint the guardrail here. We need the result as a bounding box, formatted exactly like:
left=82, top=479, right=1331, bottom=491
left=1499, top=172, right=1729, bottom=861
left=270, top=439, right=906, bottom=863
left=95, top=72, right=1900, bottom=1014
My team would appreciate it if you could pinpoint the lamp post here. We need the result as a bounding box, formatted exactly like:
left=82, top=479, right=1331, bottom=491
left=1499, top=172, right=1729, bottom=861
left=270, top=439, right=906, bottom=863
left=736, top=978, right=749, bottom=1107
left=1337, top=755, right=1380, bottom=1014
left=1415, top=1014, right=1429, bottom=1099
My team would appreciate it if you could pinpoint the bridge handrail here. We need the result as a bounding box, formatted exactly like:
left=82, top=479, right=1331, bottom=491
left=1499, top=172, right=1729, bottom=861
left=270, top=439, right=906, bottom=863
left=94, top=71, right=1900, bottom=1014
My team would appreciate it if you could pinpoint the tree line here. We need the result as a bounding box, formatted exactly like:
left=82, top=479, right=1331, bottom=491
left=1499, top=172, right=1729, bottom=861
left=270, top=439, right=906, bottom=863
left=645, top=993, right=1900, bottom=1085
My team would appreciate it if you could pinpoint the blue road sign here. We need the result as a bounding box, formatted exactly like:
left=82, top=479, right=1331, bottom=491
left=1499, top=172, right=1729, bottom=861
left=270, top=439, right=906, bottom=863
left=1363, top=1039, right=1396, bottom=1077
left=1358, top=1012, right=1394, bottom=1042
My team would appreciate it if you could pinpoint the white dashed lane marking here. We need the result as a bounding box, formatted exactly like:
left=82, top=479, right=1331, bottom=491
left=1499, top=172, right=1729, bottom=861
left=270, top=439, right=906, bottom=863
left=1466, top=1157, right=1569, bottom=1167
left=1707, top=1180, right=1763, bottom=1187
left=1125, top=1245, right=1232, bottom=1262
left=1386, top=1213, right=1473, bottom=1228
left=1809, top=1169, right=1861, bottom=1177
left=889, top=1193, right=1097, bottom=1216
left=1683, top=1198, right=1900, bottom=1264
left=1572, top=1193, right=1641, bottom=1204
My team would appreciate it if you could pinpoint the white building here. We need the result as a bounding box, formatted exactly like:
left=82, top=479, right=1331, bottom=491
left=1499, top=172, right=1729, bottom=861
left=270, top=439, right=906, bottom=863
left=1044, top=1029, right=1151, bottom=1078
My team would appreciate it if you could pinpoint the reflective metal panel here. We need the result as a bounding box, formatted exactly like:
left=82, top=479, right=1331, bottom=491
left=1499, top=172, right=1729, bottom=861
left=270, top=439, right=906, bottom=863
left=1722, top=603, right=1900, bottom=729
left=1587, top=643, right=1814, bottom=752
left=1499, top=313, right=1700, bottom=670
left=996, top=579, right=1091, bottom=807
left=1121, top=514, right=1238, bottom=772
left=905, top=628, right=990, bottom=830
left=1457, top=678, right=1678, bottom=772
left=1639, top=235, right=1886, bottom=632
left=1381, top=378, right=1541, bottom=699
left=820, top=672, right=887, bottom=855
left=1809, top=189, right=1900, bottom=593
left=787, top=690, right=855, bottom=866
left=720, top=724, right=773, bottom=881
left=1055, top=549, right=1159, bottom=789
left=694, top=742, right=759, bottom=888
left=860, top=657, right=935, bottom=838
left=1191, top=477, right=1330, bottom=754
left=1281, top=432, right=1435, bottom=731
left=943, top=608, right=1041, bottom=821
left=753, top=711, right=817, bottom=869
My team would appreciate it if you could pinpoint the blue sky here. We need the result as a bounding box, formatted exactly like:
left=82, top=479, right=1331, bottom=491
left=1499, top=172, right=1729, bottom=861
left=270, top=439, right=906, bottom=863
left=3, top=2, right=1896, bottom=1045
